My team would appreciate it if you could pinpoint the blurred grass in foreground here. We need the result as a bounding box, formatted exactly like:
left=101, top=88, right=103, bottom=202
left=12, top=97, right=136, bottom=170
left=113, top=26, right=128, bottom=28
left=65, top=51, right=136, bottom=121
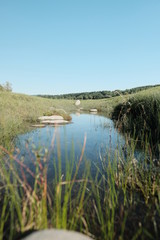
left=0, top=133, right=160, bottom=240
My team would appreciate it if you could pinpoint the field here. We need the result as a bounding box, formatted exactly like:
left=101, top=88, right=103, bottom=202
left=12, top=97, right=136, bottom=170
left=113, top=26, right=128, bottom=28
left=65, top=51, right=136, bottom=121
left=0, top=90, right=123, bottom=148
left=0, top=87, right=160, bottom=239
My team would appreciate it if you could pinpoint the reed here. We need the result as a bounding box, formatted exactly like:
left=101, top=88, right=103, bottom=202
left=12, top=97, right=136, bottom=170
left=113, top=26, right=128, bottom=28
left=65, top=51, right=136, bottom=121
left=0, top=132, right=160, bottom=239
left=85, top=137, right=160, bottom=239
left=0, top=87, right=160, bottom=239
left=0, top=133, right=92, bottom=239
left=112, top=87, right=160, bottom=157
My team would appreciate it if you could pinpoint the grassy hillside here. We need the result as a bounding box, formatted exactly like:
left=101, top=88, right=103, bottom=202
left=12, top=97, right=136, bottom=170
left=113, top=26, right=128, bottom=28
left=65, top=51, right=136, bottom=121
left=112, top=86, right=160, bottom=161
left=0, top=92, right=75, bottom=147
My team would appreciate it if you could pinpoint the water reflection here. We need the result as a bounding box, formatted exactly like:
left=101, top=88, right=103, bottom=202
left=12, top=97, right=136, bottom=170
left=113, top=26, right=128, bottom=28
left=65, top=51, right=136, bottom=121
left=14, top=114, right=143, bottom=184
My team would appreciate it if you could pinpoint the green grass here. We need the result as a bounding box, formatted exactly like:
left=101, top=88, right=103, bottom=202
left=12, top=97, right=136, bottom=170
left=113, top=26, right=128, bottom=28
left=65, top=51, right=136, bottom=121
left=0, top=90, right=126, bottom=148
left=0, top=136, right=160, bottom=240
left=0, top=87, right=160, bottom=239
left=112, top=86, right=160, bottom=156
left=0, top=92, right=75, bottom=148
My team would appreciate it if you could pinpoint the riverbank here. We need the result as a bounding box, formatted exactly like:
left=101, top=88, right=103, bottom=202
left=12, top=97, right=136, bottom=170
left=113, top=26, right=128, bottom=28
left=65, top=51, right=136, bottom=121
left=1, top=87, right=159, bottom=148
left=0, top=92, right=74, bottom=148
left=112, top=86, right=160, bottom=157
left=0, top=90, right=121, bottom=148
left=1, top=86, right=160, bottom=161
left=0, top=87, right=160, bottom=239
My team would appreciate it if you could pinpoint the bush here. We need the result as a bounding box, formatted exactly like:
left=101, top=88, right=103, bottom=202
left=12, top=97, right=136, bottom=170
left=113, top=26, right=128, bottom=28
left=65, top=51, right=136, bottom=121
left=112, top=93, right=160, bottom=156
left=0, top=81, right=12, bottom=92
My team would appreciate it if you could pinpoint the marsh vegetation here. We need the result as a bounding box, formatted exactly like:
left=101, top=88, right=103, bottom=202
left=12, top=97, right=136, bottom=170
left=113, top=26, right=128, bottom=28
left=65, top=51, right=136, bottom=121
left=0, top=86, right=160, bottom=239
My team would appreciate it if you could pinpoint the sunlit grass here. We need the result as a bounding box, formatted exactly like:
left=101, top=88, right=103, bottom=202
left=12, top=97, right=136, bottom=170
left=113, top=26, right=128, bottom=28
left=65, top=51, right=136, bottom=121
left=0, top=86, right=160, bottom=239
left=112, top=86, right=160, bottom=157
left=0, top=92, right=74, bottom=148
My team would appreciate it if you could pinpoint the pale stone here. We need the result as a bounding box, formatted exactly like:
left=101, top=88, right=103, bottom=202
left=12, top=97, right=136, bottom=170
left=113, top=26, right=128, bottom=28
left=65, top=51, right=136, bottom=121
left=90, top=109, right=97, bottom=112
left=41, top=120, right=69, bottom=124
left=38, top=116, right=64, bottom=121
left=22, top=229, right=93, bottom=240
left=75, top=100, right=81, bottom=106
left=31, top=124, right=46, bottom=128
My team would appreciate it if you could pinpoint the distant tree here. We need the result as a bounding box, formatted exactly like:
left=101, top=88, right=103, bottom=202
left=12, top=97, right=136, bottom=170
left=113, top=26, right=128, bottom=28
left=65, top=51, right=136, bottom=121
left=0, top=84, right=4, bottom=91
left=37, top=84, right=160, bottom=100
left=3, top=81, right=12, bottom=92
left=77, top=95, right=83, bottom=100
left=83, top=95, right=89, bottom=100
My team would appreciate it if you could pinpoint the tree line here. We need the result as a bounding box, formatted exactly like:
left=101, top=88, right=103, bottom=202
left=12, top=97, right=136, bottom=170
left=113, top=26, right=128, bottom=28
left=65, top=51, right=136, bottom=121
left=37, top=84, right=160, bottom=100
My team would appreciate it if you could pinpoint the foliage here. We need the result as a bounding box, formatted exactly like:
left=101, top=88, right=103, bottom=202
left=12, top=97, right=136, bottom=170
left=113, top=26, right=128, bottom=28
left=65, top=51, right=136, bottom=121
left=0, top=81, right=12, bottom=92
left=0, top=92, right=73, bottom=148
left=112, top=87, right=160, bottom=156
left=37, top=84, right=160, bottom=100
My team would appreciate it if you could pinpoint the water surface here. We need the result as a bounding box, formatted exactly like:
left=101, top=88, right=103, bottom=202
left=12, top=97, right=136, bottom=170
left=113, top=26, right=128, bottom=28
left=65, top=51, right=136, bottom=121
left=15, top=113, right=141, bottom=183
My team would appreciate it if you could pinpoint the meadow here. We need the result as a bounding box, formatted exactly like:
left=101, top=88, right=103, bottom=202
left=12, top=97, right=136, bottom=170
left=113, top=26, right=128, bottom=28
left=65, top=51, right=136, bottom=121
left=0, top=86, right=160, bottom=239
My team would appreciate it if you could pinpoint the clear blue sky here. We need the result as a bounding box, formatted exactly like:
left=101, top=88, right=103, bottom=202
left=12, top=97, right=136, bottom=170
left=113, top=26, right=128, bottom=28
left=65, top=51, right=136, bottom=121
left=0, top=0, right=160, bottom=95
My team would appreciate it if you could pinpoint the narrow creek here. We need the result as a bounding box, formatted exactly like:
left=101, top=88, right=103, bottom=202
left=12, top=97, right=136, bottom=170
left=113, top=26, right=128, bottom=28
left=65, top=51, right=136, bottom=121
left=14, top=113, right=144, bottom=185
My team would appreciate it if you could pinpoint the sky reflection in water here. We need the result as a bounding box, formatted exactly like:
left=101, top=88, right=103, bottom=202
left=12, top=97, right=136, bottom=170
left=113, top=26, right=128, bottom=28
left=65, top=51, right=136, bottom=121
left=15, top=114, right=132, bottom=183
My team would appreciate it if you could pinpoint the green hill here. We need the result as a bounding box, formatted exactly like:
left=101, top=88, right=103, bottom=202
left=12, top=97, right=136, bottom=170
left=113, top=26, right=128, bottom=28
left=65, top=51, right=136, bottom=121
left=0, top=86, right=159, bottom=148
left=0, top=91, right=74, bottom=147
left=37, top=84, right=160, bottom=100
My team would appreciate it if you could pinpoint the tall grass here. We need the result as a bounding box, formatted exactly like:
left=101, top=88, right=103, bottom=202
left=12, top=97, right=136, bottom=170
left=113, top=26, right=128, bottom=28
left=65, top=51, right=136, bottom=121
left=0, top=133, right=92, bottom=240
left=0, top=92, right=74, bottom=148
left=0, top=87, right=160, bottom=239
left=112, top=87, right=160, bottom=157
left=0, top=132, right=160, bottom=239
left=85, top=137, right=160, bottom=239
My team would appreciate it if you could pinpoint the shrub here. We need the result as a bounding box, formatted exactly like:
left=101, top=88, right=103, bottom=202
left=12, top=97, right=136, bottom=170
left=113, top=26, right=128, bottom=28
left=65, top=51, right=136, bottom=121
left=112, top=93, right=160, bottom=156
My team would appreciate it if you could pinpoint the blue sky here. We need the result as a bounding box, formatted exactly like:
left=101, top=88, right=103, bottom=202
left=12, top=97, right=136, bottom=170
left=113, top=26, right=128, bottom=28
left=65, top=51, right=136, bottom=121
left=0, top=0, right=160, bottom=95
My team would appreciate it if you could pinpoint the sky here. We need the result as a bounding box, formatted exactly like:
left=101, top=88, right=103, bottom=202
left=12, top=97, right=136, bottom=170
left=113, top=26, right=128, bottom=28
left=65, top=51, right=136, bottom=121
left=0, top=0, right=160, bottom=95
